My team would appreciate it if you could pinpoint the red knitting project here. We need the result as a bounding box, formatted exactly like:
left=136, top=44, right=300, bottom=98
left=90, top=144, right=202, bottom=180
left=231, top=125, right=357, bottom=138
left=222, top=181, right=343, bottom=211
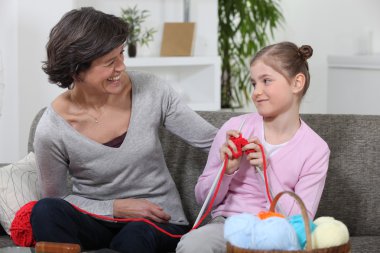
left=10, top=201, right=37, bottom=247
left=228, top=134, right=271, bottom=203
left=228, top=134, right=256, bottom=158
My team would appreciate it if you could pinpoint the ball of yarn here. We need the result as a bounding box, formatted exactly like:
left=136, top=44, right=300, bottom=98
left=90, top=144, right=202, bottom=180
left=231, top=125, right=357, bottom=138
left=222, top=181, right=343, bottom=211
left=313, top=216, right=335, bottom=226
left=257, top=211, right=285, bottom=220
left=288, top=214, right=316, bottom=249
left=224, top=213, right=259, bottom=249
left=10, top=201, right=37, bottom=247
left=252, top=216, right=300, bottom=250
left=311, top=216, right=349, bottom=249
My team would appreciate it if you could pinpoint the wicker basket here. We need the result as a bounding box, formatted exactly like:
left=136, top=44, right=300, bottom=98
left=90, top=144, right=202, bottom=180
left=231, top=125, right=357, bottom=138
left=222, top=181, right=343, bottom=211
left=226, top=191, right=351, bottom=253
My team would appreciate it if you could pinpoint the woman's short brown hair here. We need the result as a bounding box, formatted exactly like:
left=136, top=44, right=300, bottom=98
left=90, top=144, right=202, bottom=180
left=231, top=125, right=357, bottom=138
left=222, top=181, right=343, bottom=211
left=42, top=7, right=129, bottom=88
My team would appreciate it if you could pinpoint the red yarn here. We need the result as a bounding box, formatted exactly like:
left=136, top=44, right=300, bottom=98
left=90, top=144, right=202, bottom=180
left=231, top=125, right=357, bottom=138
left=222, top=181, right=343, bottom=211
left=10, top=201, right=37, bottom=247
left=228, top=135, right=255, bottom=158
left=228, top=134, right=271, bottom=203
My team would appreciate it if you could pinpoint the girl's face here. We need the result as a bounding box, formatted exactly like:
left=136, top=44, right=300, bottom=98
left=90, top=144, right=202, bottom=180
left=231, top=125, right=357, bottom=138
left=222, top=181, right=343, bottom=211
left=77, top=44, right=127, bottom=95
left=250, top=61, right=297, bottom=118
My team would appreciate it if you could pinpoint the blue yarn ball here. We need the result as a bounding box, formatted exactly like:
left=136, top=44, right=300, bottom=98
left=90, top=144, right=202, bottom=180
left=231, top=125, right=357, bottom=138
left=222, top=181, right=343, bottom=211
left=224, top=213, right=259, bottom=249
left=288, top=214, right=316, bottom=249
left=251, top=217, right=301, bottom=250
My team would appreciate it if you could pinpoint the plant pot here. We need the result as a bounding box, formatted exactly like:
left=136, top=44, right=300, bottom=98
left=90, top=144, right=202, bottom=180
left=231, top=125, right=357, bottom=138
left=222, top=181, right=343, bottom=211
left=128, top=44, right=137, bottom=58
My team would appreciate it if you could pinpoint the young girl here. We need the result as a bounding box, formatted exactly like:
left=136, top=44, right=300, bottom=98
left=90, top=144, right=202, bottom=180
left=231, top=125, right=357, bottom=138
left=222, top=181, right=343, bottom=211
left=176, top=42, right=330, bottom=253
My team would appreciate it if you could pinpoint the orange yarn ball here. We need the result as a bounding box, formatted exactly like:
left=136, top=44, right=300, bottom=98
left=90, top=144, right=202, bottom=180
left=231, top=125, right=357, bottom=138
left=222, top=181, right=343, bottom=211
left=257, top=211, right=285, bottom=220
left=10, top=201, right=37, bottom=247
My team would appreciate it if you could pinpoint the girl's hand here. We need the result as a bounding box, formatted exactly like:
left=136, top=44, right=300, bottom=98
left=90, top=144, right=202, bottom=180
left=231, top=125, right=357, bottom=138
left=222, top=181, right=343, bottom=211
left=220, top=130, right=242, bottom=175
left=243, top=137, right=268, bottom=169
left=113, top=198, right=171, bottom=223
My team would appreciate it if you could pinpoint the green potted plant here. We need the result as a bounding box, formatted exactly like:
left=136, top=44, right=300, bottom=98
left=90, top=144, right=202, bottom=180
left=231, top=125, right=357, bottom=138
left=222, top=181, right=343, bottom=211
left=219, top=0, right=283, bottom=108
left=121, top=5, right=157, bottom=57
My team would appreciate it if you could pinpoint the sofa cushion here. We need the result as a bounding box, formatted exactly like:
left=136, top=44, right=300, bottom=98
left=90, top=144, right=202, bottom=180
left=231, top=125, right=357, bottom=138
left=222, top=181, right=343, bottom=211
left=350, top=236, right=380, bottom=253
left=28, top=108, right=46, bottom=153
left=0, top=152, right=41, bottom=235
left=0, top=235, right=13, bottom=248
left=301, top=114, right=380, bottom=237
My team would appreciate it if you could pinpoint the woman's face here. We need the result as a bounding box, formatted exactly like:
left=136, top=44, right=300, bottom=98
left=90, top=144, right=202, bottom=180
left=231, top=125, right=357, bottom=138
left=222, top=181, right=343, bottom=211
left=77, top=44, right=127, bottom=94
left=250, top=60, right=296, bottom=118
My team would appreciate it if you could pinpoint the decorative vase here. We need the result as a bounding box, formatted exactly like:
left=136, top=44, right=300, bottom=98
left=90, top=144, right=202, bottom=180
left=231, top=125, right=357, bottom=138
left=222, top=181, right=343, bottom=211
left=128, top=44, right=137, bottom=58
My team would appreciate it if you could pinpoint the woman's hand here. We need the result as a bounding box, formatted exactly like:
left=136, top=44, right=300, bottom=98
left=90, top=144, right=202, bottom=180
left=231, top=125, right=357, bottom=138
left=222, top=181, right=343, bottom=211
left=243, top=137, right=267, bottom=169
left=220, top=130, right=242, bottom=175
left=113, top=198, right=171, bottom=223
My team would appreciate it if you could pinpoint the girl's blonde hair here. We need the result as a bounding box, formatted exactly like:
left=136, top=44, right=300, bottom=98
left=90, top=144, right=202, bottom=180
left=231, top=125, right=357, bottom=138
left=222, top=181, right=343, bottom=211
left=250, top=41, right=313, bottom=97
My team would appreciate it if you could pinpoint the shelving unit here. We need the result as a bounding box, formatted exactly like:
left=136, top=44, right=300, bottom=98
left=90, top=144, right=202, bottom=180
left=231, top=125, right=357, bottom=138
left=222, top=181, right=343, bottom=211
left=125, top=56, right=221, bottom=111
left=327, top=54, right=380, bottom=115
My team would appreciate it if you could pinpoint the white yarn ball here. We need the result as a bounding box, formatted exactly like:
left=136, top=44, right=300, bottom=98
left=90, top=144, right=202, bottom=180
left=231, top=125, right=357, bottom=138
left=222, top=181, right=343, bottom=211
left=311, top=217, right=349, bottom=249
left=313, top=216, right=335, bottom=226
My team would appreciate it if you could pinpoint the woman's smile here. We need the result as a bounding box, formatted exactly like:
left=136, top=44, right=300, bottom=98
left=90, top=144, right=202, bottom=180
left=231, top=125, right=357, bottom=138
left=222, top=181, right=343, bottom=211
left=108, top=74, right=121, bottom=82
left=107, top=74, right=123, bottom=88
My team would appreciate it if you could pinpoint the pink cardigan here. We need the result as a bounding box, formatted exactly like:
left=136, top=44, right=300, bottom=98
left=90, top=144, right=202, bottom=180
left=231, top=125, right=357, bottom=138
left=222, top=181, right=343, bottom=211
left=195, top=113, right=330, bottom=219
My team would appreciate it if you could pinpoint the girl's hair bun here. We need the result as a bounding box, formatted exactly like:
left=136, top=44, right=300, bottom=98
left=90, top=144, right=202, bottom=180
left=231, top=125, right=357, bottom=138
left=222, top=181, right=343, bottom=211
left=298, top=45, right=313, bottom=60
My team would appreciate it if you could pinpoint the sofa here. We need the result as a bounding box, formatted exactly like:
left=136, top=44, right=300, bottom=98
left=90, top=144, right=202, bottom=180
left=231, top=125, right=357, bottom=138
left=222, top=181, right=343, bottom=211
left=1, top=108, right=380, bottom=252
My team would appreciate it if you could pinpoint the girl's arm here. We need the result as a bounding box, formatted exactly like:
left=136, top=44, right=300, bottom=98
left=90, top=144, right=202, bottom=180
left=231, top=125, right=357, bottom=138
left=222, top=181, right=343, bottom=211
left=195, top=120, right=242, bottom=206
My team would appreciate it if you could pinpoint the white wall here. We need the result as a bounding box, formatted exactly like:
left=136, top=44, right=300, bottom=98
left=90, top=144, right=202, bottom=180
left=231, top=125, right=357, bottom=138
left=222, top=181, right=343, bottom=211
left=0, top=0, right=19, bottom=162
left=0, top=0, right=218, bottom=162
left=17, top=0, right=76, bottom=164
left=1, top=0, right=380, bottom=162
left=75, top=0, right=218, bottom=57
left=271, top=0, right=380, bottom=114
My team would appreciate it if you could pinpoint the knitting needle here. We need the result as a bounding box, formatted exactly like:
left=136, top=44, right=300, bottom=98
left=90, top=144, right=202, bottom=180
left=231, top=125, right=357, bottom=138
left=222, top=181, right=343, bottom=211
left=193, top=119, right=247, bottom=228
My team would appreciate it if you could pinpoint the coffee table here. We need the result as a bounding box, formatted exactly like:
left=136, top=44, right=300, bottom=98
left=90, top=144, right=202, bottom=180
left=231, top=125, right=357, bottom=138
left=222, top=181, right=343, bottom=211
left=0, top=247, right=35, bottom=252
left=1, top=246, right=119, bottom=253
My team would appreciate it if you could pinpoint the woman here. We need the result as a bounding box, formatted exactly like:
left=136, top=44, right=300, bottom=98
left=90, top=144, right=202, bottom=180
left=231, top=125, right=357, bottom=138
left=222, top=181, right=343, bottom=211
left=30, top=7, right=217, bottom=253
